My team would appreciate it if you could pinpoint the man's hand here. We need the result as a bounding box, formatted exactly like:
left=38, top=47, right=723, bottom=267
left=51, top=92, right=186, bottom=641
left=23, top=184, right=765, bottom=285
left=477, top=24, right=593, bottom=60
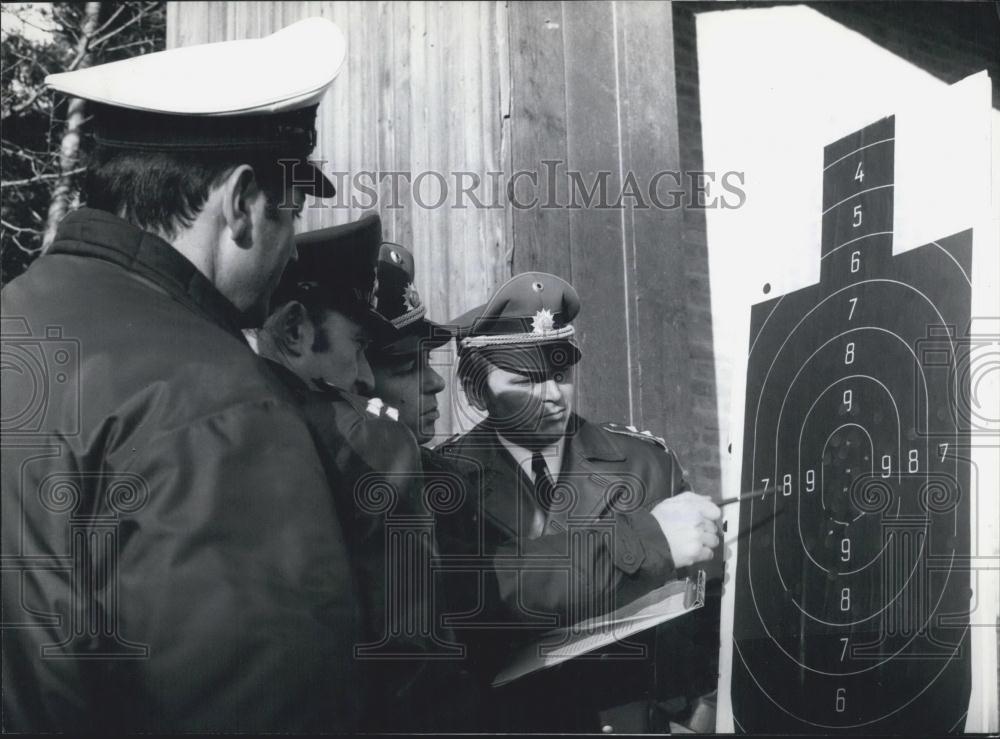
left=650, top=492, right=722, bottom=568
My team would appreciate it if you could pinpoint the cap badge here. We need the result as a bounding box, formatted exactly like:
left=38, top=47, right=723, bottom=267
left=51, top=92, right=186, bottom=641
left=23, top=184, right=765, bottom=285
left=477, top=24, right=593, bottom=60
left=531, top=308, right=556, bottom=334
left=389, top=249, right=403, bottom=264
left=403, top=282, right=422, bottom=311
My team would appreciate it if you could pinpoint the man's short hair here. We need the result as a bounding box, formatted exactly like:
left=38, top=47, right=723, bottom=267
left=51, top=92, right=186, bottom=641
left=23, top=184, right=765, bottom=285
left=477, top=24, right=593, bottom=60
left=456, top=349, right=494, bottom=408
left=260, top=290, right=338, bottom=355
left=83, top=147, right=290, bottom=239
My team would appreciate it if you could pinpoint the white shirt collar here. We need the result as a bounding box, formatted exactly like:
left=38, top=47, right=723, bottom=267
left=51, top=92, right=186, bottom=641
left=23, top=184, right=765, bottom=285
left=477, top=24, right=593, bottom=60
left=496, top=432, right=566, bottom=482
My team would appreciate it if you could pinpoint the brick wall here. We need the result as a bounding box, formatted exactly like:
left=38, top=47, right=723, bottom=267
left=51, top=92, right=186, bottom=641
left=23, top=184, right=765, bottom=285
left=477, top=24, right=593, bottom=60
left=671, top=4, right=721, bottom=491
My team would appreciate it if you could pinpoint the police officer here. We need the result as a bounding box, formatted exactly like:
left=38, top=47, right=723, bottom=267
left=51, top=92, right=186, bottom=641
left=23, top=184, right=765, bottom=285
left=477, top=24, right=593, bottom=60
left=0, top=19, right=359, bottom=733
left=257, top=215, right=479, bottom=731
left=368, top=241, right=452, bottom=444
left=366, top=241, right=491, bottom=655
left=259, top=214, right=395, bottom=398
left=437, top=271, right=722, bottom=732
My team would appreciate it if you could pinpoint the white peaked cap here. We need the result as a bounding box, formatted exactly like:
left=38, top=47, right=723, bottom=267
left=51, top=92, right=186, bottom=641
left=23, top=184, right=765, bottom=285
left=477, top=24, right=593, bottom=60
left=45, top=17, right=346, bottom=116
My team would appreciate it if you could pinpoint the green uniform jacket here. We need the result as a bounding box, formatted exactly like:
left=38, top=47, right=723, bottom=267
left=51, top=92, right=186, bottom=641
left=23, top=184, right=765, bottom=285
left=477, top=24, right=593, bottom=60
left=434, top=414, right=690, bottom=731
left=0, top=209, right=359, bottom=732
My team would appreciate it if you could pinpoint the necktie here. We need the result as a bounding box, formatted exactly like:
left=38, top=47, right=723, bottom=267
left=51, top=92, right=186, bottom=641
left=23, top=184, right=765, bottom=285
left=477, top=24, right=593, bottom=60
left=531, top=452, right=556, bottom=511
left=531, top=451, right=570, bottom=536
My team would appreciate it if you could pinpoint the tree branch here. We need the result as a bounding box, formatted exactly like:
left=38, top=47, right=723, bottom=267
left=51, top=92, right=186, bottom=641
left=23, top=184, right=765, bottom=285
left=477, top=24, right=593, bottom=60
left=1, top=218, right=43, bottom=235
left=42, top=1, right=103, bottom=251
left=101, top=37, right=157, bottom=55
left=88, top=4, right=126, bottom=40
left=1, top=140, right=53, bottom=161
left=90, top=3, right=158, bottom=50
left=2, top=168, right=86, bottom=188
left=2, top=87, right=49, bottom=121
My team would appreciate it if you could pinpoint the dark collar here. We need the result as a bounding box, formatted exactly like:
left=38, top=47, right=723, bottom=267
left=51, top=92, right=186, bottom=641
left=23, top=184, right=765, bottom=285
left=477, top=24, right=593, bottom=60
left=564, top=413, right=628, bottom=463
left=261, top=357, right=346, bottom=410
left=468, top=414, right=630, bottom=536
left=261, top=358, right=313, bottom=404
left=48, top=208, right=249, bottom=339
left=477, top=413, right=628, bottom=464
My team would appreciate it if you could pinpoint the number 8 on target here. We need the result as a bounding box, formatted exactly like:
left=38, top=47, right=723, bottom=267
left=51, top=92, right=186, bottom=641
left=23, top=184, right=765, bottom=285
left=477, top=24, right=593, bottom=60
left=716, top=86, right=997, bottom=733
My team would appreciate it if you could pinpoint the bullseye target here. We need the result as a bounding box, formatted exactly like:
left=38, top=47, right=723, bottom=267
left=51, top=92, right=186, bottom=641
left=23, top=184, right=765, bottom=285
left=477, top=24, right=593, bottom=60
left=729, top=116, right=973, bottom=733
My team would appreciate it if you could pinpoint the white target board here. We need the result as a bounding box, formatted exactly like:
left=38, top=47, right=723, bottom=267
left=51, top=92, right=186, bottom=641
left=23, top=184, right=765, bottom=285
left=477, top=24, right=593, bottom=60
left=716, top=72, right=998, bottom=733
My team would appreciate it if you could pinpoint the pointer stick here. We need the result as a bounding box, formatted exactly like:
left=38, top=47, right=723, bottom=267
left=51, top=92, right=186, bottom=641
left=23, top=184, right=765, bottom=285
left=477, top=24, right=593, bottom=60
left=718, top=486, right=777, bottom=507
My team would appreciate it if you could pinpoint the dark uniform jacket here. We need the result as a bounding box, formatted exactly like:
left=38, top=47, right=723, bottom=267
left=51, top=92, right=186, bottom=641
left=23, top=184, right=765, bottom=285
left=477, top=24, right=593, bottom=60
left=434, top=414, right=690, bottom=731
left=266, top=364, right=480, bottom=731
left=0, top=209, right=359, bottom=732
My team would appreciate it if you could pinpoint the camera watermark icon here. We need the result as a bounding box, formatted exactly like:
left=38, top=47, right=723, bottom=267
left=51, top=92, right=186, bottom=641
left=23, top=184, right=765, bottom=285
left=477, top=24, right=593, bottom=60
left=1, top=317, right=81, bottom=437
left=914, top=322, right=1000, bottom=437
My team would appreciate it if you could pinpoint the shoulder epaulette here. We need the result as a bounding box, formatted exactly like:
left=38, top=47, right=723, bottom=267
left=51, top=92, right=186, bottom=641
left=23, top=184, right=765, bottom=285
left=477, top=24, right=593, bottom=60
left=334, top=391, right=399, bottom=422
left=602, top=422, right=670, bottom=452
left=433, top=432, right=463, bottom=453
left=364, top=396, right=399, bottom=421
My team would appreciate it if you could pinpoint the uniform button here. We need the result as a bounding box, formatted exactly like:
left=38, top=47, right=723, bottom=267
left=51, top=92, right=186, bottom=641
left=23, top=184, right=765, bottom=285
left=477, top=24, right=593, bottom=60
left=623, top=553, right=635, bottom=564
left=602, top=724, right=614, bottom=733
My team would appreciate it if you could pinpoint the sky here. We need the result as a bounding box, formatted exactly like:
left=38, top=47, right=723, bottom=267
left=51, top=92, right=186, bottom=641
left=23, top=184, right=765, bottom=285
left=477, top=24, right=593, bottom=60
left=1, top=3, right=57, bottom=44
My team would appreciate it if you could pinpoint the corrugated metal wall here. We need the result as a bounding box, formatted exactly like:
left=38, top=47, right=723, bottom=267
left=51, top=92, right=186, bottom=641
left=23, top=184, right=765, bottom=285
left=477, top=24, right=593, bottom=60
left=167, top=1, right=511, bottom=439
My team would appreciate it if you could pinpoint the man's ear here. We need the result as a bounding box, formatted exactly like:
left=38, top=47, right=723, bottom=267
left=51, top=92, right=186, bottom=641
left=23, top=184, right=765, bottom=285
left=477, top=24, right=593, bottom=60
left=266, top=300, right=310, bottom=357
left=220, top=164, right=258, bottom=247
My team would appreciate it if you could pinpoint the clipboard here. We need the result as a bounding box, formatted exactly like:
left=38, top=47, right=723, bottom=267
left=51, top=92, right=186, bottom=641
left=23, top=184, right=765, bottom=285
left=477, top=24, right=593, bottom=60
left=493, top=570, right=706, bottom=686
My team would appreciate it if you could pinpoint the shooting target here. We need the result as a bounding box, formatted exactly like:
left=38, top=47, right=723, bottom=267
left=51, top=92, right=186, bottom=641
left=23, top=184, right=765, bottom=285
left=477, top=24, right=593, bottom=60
left=729, top=115, right=976, bottom=733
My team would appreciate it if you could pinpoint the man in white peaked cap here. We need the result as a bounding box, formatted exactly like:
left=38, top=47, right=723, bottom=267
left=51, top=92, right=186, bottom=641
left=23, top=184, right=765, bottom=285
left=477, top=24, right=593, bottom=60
left=1, top=19, right=361, bottom=732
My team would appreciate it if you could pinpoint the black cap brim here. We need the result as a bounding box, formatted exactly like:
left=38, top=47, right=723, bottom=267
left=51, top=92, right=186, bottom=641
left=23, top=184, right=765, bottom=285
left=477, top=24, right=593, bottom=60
left=478, top=340, right=581, bottom=377
left=289, top=160, right=336, bottom=198
left=347, top=305, right=399, bottom=344
left=368, top=318, right=454, bottom=359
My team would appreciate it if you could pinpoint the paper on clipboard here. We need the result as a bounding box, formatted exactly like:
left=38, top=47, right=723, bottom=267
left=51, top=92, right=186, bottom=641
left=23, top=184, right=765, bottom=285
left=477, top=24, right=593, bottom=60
left=493, top=570, right=706, bottom=687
